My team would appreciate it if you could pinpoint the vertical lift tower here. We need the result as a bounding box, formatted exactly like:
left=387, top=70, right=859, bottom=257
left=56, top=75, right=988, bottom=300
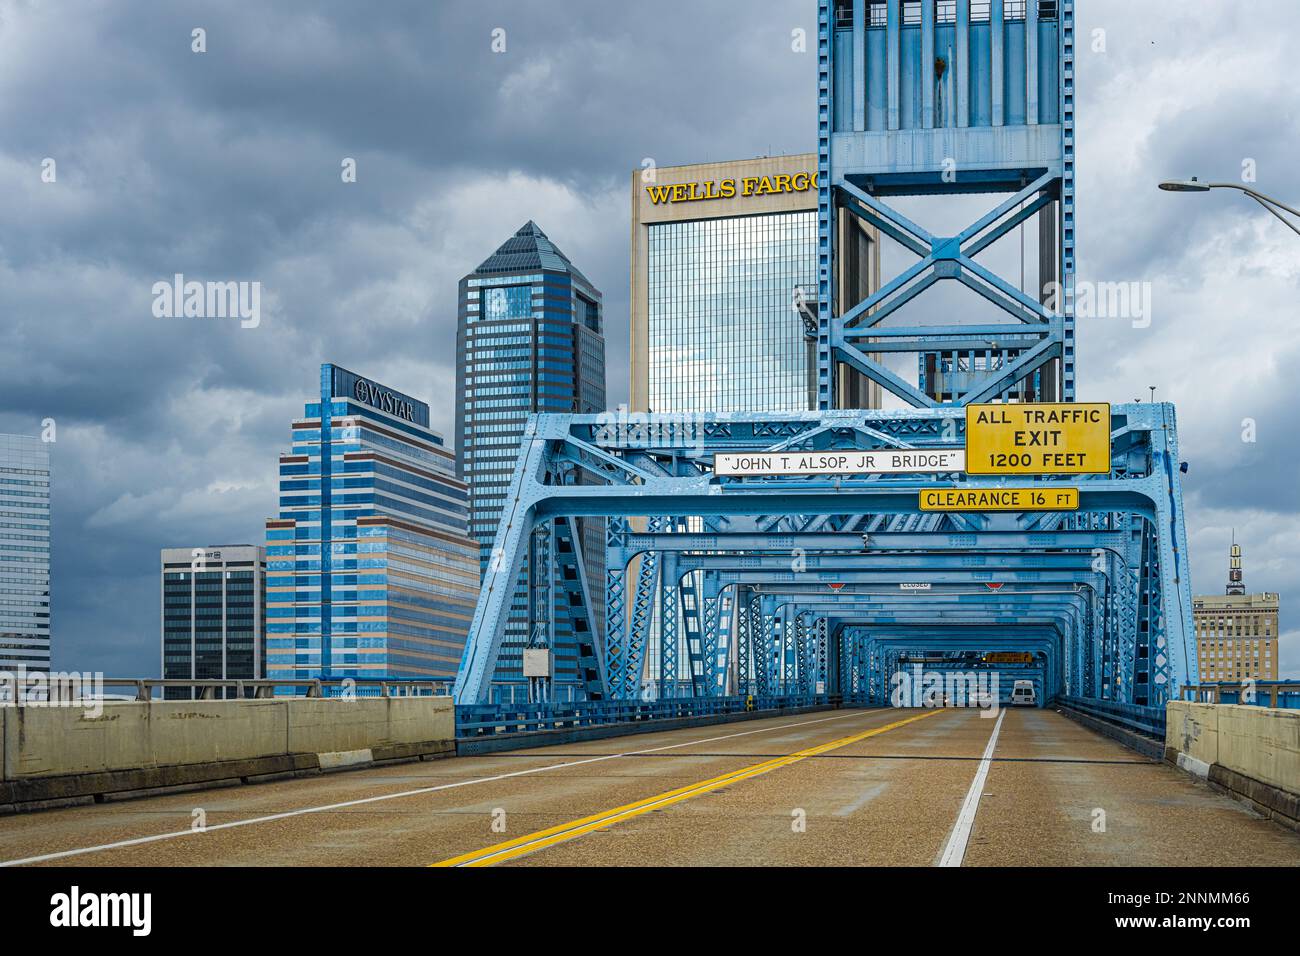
left=818, top=0, right=1072, bottom=408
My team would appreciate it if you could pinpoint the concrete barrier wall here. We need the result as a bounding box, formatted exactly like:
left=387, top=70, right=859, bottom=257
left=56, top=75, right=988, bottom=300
left=1166, top=701, right=1220, bottom=774
left=1166, top=701, right=1300, bottom=831
left=2, top=697, right=454, bottom=780
left=1166, top=701, right=1300, bottom=795
left=0, top=697, right=454, bottom=811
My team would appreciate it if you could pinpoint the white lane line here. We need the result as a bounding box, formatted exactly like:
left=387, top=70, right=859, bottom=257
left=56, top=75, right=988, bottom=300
left=0, top=708, right=879, bottom=867
left=937, top=708, right=1006, bottom=867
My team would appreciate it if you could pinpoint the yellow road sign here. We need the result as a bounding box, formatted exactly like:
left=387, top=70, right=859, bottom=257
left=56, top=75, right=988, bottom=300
left=983, top=652, right=1034, bottom=664
left=919, top=487, right=1080, bottom=512
left=965, top=403, right=1111, bottom=475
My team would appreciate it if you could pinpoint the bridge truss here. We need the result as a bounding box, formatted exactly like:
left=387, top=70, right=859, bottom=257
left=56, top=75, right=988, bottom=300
left=453, top=1, right=1198, bottom=715
left=454, top=405, right=1196, bottom=709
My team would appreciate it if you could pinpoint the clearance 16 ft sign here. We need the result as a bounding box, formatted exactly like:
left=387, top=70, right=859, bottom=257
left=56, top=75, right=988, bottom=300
left=965, top=403, right=1111, bottom=475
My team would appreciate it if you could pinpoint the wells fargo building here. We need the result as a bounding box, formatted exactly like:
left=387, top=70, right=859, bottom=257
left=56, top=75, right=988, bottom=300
left=630, top=154, right=879, bottom=415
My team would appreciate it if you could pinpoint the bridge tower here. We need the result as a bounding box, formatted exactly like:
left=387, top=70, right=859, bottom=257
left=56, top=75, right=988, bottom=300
left=817, top=0, right=1074, bottom=409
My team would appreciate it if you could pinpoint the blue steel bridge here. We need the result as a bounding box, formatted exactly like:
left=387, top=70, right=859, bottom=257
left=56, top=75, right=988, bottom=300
left=452, top=0, right=1196, bottom=733
left=453, top=404, right=1192, bottom=726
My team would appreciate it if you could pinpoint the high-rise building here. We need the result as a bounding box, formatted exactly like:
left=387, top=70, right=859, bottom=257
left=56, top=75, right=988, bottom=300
left=265, top=364, right=479, bottom=687
left=1193, top=541, right=1280, bottom=683
left=455, top=222, right=606, bottom=700
left=630, top=154, right=879, bottom=415
left=160, top=545, right=266, bottom=699
left=0, top=434, right=51, bottom=673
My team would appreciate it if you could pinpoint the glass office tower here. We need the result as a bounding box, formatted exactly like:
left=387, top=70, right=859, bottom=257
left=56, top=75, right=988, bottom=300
left=160, top=545, right=266, bottom=699
left=0, top=434, right=50, bottom=672
left=631, top=155, right=879, bottom=415
left=264, top=364, right=479, bottom=686
left=646, top=212, right=817, bottom=411
left=455, top=221, right=606, bottom=701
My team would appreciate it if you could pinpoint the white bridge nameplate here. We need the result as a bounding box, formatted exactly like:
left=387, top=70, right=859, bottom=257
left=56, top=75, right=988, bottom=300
left=713, top=449, right=966, bottom=477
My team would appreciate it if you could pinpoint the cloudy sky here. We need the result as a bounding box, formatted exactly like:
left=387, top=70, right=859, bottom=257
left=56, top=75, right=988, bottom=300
left=0, top=0, right=1295, bottom=679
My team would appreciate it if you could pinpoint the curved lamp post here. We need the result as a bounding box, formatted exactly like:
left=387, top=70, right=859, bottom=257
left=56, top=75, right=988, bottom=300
left=1159, top=177, right=1300, bottom=237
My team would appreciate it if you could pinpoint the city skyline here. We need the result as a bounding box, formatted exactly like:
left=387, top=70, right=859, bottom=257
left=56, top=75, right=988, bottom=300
left=0, top=1, right=1295, bottom=679
left=0, top=0, right=1298, bottom=894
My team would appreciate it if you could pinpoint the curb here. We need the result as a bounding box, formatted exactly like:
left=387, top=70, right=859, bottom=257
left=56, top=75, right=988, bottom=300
left=1161, top=746, right=1300, bottom=834
left=0, top=739, right=455, bottom=815
left=1053, top=704, right=1165, bottom=760
left=456, top=704, right=837, bottom=755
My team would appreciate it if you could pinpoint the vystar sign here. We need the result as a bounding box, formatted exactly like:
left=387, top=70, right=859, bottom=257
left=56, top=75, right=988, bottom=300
left=714, top=449, right=965, bottom=477
left=353, top=378, right=417, bottom=422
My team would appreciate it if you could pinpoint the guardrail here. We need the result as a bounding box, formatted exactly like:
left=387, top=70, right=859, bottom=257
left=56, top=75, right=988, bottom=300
left=1181, top=681, right=1300, bottom=709
left=0, top=677, right=450, bottom=703
left=456, top=694, right=836, bottom=738
left=1056, top=695, right=1166, bottom=737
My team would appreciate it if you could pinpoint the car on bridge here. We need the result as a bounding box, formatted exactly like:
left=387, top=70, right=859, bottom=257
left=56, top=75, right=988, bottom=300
left=1011, top=681, right=1037, bottom=706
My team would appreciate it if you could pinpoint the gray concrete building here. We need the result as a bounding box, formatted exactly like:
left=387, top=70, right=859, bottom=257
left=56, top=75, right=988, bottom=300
left=160, top=544, right=266, bottom=699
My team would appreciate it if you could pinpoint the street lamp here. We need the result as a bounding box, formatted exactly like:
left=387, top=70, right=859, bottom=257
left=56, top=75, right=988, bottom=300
left=1158, top=177, right=1300, bottom=237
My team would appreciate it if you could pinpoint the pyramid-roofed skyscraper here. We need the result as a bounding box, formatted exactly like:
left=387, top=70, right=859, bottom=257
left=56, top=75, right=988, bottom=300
left=455, top=222, right=606, bottom=702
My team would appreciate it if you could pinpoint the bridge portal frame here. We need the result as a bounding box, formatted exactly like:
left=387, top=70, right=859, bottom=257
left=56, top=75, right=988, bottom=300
left=452, top=404, right=1195, bottom=708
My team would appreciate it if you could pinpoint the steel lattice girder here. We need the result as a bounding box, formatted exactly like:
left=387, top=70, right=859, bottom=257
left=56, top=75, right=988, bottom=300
left=815, top=0, right=1078, bottom=408
left=791, top=600, right=1077, bottom=701
left=854, top=627, right=1063, bottom=700
left=739, top=596, right=1076, bottom=699
left=826, top=176, right=1066, bottom=409
left=452, top=405, right=1195, bottom=707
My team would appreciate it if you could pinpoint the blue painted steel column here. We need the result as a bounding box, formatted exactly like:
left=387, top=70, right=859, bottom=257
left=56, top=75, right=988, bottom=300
left=1061, top=0, right=1076, bottom=400
left=886, top=0, right=900, bottom=130
left=659, top=551, right=679, bottom=699
left=680, top=566, right=705, bottom=696
left=1026, top=0, right=1039, bottom=124
left=715, top=583, right=735, bottom=695
left=991, top=0, right=1004, bottom=127
left=853, top=0, right=866, bottom=131
left=922, top=0, right=935, bottom=129
left=956, top=0, right=970, bottom=127
left=604, top=517, right=629, bottom=698
left=817, top=0, right=834, bottom=410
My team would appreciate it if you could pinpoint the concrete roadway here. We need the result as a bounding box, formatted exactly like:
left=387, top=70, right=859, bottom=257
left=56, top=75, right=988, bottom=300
left=0, top=707, right=1297, bottom=867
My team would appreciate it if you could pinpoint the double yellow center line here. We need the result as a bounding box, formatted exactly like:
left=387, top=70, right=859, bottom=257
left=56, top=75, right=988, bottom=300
left=432, top=709, right=941, bottom=867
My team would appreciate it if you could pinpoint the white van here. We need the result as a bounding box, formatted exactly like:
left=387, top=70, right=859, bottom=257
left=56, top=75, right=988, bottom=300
left=1010, top=680, right=1037, bottom=706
